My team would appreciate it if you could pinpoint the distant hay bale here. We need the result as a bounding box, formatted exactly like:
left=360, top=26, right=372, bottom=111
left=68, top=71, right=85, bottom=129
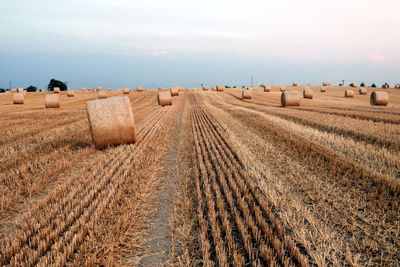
left=67, top=90, right=75, bottom=97
left=382, top=84, right=389, bottom=89
left=157, top=92, right=172, bottom=106
left=45, top=94, right=60, bottom=108
left=323, top=82, right=329, bottom=86
left=345, top=89, right=354, bottom=97
left=54, top=87, right=60, bottom=94
left=86, top=96, right=136, bottom=149
left=158, top=87, right=163, bottom=91
left=320, top=88, right=326, bottom=92
left=98, top=91, right=108, bottom=99
left=242, top=89, right=252, bottom=99
left=303, top=88, right=313, bottom=99
left=82, top=88, right=87, bottom=91
left=226, top=85, right=231, bottom=88
left=350, top=83, right=358, bottom=88
left=18, top=88, right=24, bottom=93
left=203, top=85, right=208, bottom=91
left=280, top=86, right=286, bottom=92
left=96, top=86, right=103, bottom=91
left=88, top=88, right=93, bottom=91
left=359, top=88, right=367, bottom=95
left=216, top=85, right=224, bottom=91
left=292, top=82, right=298, bottom=86
left=137, top=86, right=143, bottom=92
left=108, top=88, right=112, bottom=91
left=395, top=84, right=400, bottom=88
left=370, top=91, right=388, bottom=106
left=170, top=87, right=180, bottom=96
left=123, top=88, right=130, bottom=94
left=262, top=83, right=271, bottom=92
left=11, top=88, right=17, bottom=93
left=281, top=91, right=300, bottom=107
left=13, top=93, right=25, bottom=104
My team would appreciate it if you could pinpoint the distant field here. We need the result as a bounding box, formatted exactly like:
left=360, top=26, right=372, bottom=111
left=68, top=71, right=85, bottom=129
left=0, top=86, right=399, bottom=266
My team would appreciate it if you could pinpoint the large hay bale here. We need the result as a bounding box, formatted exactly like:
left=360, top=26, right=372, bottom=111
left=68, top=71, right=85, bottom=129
left=322, top=82, right=329, bottom=86
left=82, top=87, right=87, bottom=91
left=96, top=86, right=103, bottom=91
left=320, top=88, right=326, bottom=92
left=345, top=89, right=354, bottom=97
left=303, top=88, right=313, bottom=99
left=370, top=91, right=388, bottom=106
left=170, top=87, right=180, bottom=96
left=242, top=90, right=252, bottom=99
left=292, top=82, right=298, bottom=86
left=382, top=84, right=389, bottom=89
left=13, top=93, right=24, bottom=104
left=157, top=92, right=172, bottom=106
left=359, top=88, right=367, bottom=95
left=67, top=90, right=75, bottom=97
left=11, top=88, right=17, bottom=93
left=123, top=88, right=130, bottom=94
left=350, top=83, right=358, bottom=88
left=281, top=91, right=300, bottom=107
left=54, top=87, right=60, bottom=94
left=216, top=85, right=224, bottom=91
left=395, top=84, right=400, bottom=88
left=98, top=91, right=108, bottom=99
left=45, top=94, right=60, bottom=108
left=280, top=86, right=286, bottom=92
left=137, top=86, right=143, bottom=92
left=203, top=85, right=208, bottom=91
left=86, top=96, right=136, bottom=148
left=18, top=88, right=24, bottom=93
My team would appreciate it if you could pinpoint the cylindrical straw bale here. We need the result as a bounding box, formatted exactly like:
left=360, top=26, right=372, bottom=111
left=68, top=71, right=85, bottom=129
left=67, top=90, right=75, bottom=97
left=123, top=88, right=130, bottom=94
left=292, top=82, right=298, bottom=86
left=45, top=94, right=60, bottom=108
left=303, top=88, right=313, bottom=99
left=108, top=88, right=112, bottom=91
left=86, top=96, right=136, bottom=148
left=13, top=93, right=25, bottom=104
left=203, top=85, right=208, bottom=90
left=96, top=86, right=103, bottom=91
left=53, top=87, right=60, bottom=93
left=370, top=91, right=388, bottom=106
left=18, top=88, right=24, bottom=93
left=359, top=88, right=367, bottom=95
left=323, top=82, right=329, bottom=86
left=350, top=83, right=358, bottom=88
left=382, top=84, right=389, bottom=89
left=262, top=83, right=271, bottom=92
left=11, top=88, right=17, bottom=93
left=158, top=92, right=172, bottom=106
left=216, top=85, right=224, bottom=91
left=82, top=87, right=87, bottom=91
left=226, top=85, right=231, bottom=88
left=281, top=91, right=300, bottom=107
left=137, top=86, right=143, bottom=92
left=320, top=88, right=326, bottom=92
left=280, top=86, right=286, bottom=92
left=242, top=90, right=252, bottom=99
left=395, top=84, right=400, bottom=88
left=345, top=89, right=354, bottom=97
left=170, top=87, right=180, bottom=96
left=98, top=91, right=108, bottom=99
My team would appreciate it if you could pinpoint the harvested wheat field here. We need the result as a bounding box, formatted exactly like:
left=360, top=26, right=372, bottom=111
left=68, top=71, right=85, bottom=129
left=0, top=86, right=399, bottom=266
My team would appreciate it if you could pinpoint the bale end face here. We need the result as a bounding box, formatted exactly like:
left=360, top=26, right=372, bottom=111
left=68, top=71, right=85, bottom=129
left=359, top=88, right=367, bottom=95
left=158, top=92, right=172, bottom=106
left=170, top=87, right=180, bottom=96
left=345, top=89, right=354, bottom=97
left=13, top=93, right=25, bottom=104
left=45, top=94, right=60, bottom=108
left=281, top=91, right=300, bottom=107
left=86, top=96, right=136, bottom=149
left=242, top=90, right=252, bottom=99
left=370, top=91, right=388, bottom=106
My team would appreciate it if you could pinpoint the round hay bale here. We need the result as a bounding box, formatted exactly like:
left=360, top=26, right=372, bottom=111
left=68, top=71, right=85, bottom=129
left=345, top=89, right=354, bottom=97
left=359, top=88, right=367, bottom=95
left=11, top=88, right=17, bottom=93
left=382, top=84, right=389, bottom=89
left=45, top=94, right=60, bottom=108
left=242, top=90, right=252, bottom=99
left=281, top=91, right=300, bottom=107
left=13, top=93, right=24, bottom=104
left=395, top=84, right=400, bottom=88
left=98, top=91, right=108, bottom=99
left=86, top=96, right=136, bottom=148
left=280, top=86, right=286, bottom=92
left=216, top=85, right=224, bottom=91
left=370, top=91, right=388, bottom=106
left=53, top=87, right=60, bottom=94
left=261, top=83, right=271, bottom=92
left=292, top=82, right=298, bottom=86
left=350, top=83, right=358, bottom=88
left=203, top=85, right=208, bottom=91
left=170, top=87, right=180, bottom=96
left=88, top=88, right=93, bottom=91
left=137, top=86, right=143, bottom=92
left=226, top=84, right=231, bottom=88
left=320, top=88, right=326, bottom=92
left=96, top=86, right=103, bottom=91
left=108, top=88, right=112, bottom=91
left=67, top=90, right=75, bottom=97
left=123, top=88, right=130, bottom=94
left=157, top=92, right=172, bottom=106
left=18, top=88, right=24, bottom=93
left=303, top=88, right=313, bottom=99
left=322, top=82, right=329, bottom=86
left=82, top=88, right=87, bottom=91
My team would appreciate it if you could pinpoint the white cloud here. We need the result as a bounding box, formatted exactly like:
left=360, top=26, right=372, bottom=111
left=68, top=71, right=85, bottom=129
left=368, top=53, right=386, bottom=63
left=152, top=51, right=168, bottom=56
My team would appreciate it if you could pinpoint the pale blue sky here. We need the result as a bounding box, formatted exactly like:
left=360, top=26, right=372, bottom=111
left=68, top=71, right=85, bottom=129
left=1, top=0, right=399, bottom=89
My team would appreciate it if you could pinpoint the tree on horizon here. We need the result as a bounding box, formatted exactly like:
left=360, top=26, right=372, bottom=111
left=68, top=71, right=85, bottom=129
left=47, top=79, right=67, bottom=91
